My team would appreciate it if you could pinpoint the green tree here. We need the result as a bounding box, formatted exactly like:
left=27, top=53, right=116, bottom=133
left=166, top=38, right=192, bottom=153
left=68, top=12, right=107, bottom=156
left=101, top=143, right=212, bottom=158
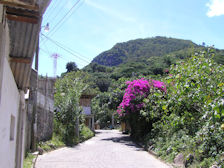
left=66, top=62, right=79, bottom=72
left=54, top=71, right=88, bottom=146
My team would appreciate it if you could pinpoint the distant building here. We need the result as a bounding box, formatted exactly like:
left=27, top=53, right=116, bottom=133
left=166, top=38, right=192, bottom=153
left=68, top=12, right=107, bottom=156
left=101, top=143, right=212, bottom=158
left=80, top=94, right=95, bottom=131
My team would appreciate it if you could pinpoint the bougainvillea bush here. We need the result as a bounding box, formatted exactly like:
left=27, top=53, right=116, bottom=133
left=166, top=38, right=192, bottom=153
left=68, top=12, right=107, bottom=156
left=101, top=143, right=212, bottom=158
left=117, top=78, right=167, bottom=140
left=117, top=78, right=166, bottom=115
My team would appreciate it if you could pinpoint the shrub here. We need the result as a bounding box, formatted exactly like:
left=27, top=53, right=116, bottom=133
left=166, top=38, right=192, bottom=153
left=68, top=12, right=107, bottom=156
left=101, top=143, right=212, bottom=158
left=117, top=78, right=167, bottom=140
left=146, top=49, right=224, bottom=167
left=80, top=124, right=94, bottom=142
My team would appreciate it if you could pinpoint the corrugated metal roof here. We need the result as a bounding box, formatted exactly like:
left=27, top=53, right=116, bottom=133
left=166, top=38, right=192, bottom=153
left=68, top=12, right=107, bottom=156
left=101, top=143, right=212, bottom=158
left=9, top=19, right=40, bottom=90
left=5, top=0, right=51, bottom=91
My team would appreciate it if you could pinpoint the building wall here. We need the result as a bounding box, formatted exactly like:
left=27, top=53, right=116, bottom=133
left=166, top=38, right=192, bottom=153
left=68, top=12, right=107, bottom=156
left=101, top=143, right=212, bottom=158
left=0, top=57, right=20, bottom=168
left=0, top=8, right=20, bottom=167
left=80, top=97, right=94, bottom=130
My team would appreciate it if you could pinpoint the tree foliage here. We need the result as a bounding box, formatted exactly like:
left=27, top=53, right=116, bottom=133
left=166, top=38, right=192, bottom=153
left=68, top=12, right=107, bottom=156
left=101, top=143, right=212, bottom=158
left=54, top=71, right=88, bottom=145
left=66, top=62, right=79, bottom=72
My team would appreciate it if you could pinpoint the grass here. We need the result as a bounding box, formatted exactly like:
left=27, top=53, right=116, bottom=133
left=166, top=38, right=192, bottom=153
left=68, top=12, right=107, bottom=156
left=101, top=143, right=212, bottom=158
left=23, top=153, right=35, bottom=168
left=38, top=133, right=65, bottom=152
left=23, top=133, right=65, bottom=168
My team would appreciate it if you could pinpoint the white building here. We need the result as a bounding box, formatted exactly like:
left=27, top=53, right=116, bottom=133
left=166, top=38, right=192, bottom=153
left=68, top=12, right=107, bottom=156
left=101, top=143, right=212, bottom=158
left=80, top=94, right=95, bottom=131
left=0, top=1, right=50, bottom=167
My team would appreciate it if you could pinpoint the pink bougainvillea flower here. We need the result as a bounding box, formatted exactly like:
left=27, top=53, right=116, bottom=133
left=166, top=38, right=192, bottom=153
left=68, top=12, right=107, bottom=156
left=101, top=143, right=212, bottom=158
left=117, top=78, right=167, bottom=116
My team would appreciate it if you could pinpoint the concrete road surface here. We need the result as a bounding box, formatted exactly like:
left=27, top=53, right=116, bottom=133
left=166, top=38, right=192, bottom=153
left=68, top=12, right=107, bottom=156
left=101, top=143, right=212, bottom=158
left=35, top=130, right=171, bottom=168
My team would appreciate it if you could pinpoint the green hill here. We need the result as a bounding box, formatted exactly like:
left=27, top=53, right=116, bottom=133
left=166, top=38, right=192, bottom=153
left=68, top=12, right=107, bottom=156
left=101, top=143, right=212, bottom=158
left=91, top=36, right=224, bottom=67
left=92, top=36, right=198, bottom=66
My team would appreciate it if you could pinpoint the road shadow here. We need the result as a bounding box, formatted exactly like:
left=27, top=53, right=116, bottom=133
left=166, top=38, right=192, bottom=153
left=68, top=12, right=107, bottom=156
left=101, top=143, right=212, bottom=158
left=101, top=135, right=143, bottom=151
left=94, top=130, right=102, bottom=134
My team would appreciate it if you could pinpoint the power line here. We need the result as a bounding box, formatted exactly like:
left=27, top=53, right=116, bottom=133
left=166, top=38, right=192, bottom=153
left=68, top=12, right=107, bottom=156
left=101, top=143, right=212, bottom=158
left=40, top=48, right=68, bottom=62
left=45, top=1, right=69, bottom=24
left=44, top=0, right=60, bottom=20
left=40, top=33, right=90, bottom=64
left=41, top=0, right=84, bottom=45
left=44, top=0, right=81, bottom=38
left=40, top=35, right=51, bottom=55
left=48, top=0, right=85, bottom=37
left=44, top=0, right=63, bottom=20
left=42, top=32, right=89, bottom=62
left=39, top=47, right=87, bottom=67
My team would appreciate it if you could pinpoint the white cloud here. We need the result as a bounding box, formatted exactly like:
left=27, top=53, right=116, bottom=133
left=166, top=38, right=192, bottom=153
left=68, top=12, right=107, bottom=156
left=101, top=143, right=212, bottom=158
left=85, top=0, right=136, bottom=22
left=206, top=0, right=224, bottom=17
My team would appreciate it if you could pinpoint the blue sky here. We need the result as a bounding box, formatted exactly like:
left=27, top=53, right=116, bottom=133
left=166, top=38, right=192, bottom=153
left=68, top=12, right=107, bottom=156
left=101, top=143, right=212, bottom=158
left=38, top=0, right=224, bottom=77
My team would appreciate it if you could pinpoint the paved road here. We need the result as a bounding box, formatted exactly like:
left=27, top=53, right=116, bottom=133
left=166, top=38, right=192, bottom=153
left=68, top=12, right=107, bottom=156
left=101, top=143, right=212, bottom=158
left=36, top=130, right=171, bottom=168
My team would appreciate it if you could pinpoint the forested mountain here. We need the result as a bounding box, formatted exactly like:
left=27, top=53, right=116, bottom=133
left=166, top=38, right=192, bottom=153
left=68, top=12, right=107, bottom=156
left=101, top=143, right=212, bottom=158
left=92, top=36, right=199, bottom=66
left=85, top=37, right=224, bottom=79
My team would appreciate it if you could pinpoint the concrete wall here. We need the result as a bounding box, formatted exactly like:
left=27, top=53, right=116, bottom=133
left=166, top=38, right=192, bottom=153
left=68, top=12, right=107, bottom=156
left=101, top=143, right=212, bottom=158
left=36, top=77, right=55, bottom=141
left=0, top=57, right=20, bottom=168
left=26, top=76, right=55, bottom=144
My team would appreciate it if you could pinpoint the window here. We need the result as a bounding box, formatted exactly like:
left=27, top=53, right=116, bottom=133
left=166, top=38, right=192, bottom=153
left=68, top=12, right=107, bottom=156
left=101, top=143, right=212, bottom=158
left=10, top=115, right=15, bottom=141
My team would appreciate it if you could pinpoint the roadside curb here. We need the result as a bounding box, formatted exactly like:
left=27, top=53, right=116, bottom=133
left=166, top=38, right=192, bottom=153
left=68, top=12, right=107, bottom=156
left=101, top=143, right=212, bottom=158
left=134, top=141, right=174, bottom=168
left=31, top=151, right=39, bottom=168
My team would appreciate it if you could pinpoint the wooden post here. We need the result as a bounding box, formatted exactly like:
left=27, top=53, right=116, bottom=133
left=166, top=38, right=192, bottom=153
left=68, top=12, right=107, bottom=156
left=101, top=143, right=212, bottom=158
left=92, top=116, right=95, bottom=131
left=35, top=38, right=39, bottom=71
left=111, top=113, right=114, bottom=128
left=75, top=117, right=79, bottom=139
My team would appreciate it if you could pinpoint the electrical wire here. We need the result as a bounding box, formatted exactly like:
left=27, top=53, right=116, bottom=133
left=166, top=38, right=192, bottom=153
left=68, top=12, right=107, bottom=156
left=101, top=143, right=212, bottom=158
left=44, top=0, right=69, bottom=24
left=41, top=33, right=90, bottom=64
left=40, top=35, right=51, bottom=55
left=39, top=46, right=87, bottom=67
left=48, top=0, right=85, bottom=37
left=40, top=47, right=69, bottom=62
left=45, top=0, right=81, bottom=38
left=40, top=0, right=84, bottom=45
left=44, top=0, right=61, bottom=21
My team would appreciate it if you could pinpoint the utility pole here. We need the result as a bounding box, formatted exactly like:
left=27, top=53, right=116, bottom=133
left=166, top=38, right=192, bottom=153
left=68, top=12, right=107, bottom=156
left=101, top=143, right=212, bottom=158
left=31, top=38, right=39, bottom=152
left=51, top=53, right=59, bottom=77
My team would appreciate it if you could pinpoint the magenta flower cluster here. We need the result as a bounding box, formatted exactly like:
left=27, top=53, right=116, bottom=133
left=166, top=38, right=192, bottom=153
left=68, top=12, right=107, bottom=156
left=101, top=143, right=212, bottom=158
left=117, top=78, right=166, bottom=116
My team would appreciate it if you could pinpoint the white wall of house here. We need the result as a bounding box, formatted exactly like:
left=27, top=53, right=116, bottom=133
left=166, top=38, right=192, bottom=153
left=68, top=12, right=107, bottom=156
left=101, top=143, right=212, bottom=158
left=0, top=6, right=20, bottom=167
left=0, top=57, right=20, bottom=168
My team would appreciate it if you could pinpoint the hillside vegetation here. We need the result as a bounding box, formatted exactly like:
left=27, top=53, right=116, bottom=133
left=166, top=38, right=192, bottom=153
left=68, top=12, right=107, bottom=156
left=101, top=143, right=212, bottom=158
left=84, top=37, right=224, bottom=91
left=92, top=36, right=224, bottom=67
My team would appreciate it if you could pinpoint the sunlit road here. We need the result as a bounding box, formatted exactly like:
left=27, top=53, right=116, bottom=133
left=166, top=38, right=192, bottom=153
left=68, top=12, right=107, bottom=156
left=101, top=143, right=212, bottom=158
left=36, top=130, right=171, bottom=168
